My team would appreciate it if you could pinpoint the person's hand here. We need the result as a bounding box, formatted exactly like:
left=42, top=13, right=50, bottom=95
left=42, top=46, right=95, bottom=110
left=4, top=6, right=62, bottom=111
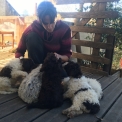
left=54, top=52, right=62, bottom=59
left=54, top=53, right=69, bottom=62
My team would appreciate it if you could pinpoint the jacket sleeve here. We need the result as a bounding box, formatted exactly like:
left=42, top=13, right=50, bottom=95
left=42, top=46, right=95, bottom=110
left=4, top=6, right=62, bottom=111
left=59, top=28, right=72, bottom=58
left=15, top=33, right=27, bottom=58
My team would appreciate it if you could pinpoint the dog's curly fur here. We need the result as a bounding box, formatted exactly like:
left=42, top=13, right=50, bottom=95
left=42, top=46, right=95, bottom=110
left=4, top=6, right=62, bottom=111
left=27, top=53, right=64, bottom=109
left=18, top=64, right=42, bottom=103
left=62, top=61, right=103, bottom=118
left=63, top=61, right=82, bottom=78
left=81, top=76, right=103, bottom=100
left=18, top=53, right=64, bottom=108
left=0, top=58, right=35, bottom=94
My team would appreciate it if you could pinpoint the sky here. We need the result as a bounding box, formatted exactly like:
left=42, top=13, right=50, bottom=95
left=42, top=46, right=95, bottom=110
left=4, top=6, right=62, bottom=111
left=7, top=0, right=80, bottom=15
left=7, top=0, right=43, bottom=15
left=7, top=0, right=122, bottom=16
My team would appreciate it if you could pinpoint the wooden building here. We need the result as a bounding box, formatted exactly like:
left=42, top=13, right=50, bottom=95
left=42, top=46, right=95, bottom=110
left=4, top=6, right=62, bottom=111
left=0, top=0, right=23, bottom=48
left=0, top=0, right=19, bottom=16
left=0, top=16, right=26, bottom=48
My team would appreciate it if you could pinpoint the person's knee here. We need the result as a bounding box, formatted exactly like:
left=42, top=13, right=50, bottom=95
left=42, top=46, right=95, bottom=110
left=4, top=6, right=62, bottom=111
left=27, top=32, right=39, bottom=38
left=26, top=32, right=43, bottom=45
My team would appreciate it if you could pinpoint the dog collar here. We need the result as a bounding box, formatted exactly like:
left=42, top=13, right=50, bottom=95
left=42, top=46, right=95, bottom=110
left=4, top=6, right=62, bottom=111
left=74, top=87, right=91, bottom=95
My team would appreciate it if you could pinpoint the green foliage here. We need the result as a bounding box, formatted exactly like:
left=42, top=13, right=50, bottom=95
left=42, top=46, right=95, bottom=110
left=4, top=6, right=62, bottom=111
left=83, top=2, right=122, bottom=49
left=112, top=47, right=122, bottom=69
left=105, top=2, right=122, bottom=49
left=105, top=2, right=122, bottom=70
left=76, top=2, right=122, bottom=70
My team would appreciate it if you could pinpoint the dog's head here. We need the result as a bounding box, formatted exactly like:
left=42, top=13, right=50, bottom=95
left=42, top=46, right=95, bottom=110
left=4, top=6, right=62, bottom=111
left=40, top=53, right=62, bottom=72
left=64, top=61, right=82, bottom=78
left=0, top=66, right=12, bottom=78
left=20, top=58, right=35, bottom=72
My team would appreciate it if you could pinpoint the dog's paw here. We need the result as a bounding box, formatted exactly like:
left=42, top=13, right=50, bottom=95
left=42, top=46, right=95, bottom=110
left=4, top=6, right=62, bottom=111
left=20, top=72, right=28, bottom=79
left=62, top=109, right=69, bottom=115
left=63, top=93, right=69, bottom=99
left=67, top=111, right=75, bottom=118
left=22, top=72, right=28, bottom=77
left=99, top=93, right=104, bottom=100
left=14, top=81, right=21, bottom=88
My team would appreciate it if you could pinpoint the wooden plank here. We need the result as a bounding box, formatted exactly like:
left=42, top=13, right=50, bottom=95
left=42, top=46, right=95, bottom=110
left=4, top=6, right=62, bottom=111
left=33, top=100, right=71, bottom=122
left=0, top=16, right=20, bottom=19
left=0, top=20, right=15, bottom=24
left=0, top=31, right=14, bottom=34
left=67, top=112, right=96, bottom=122
left=72, top=3, right=99, bottom=37
left=82, top=72, right=93, bottom=76
left=70, top=26, right=115, bottom=34
left=103, top=36, right=115, bottom=74
left=72, top=39, right=113, bottom=49
left=56, top=0, right=119, bottom=4
left=72, top=32, right=77, bottom=38
left=80, top=66, right=108, bottom=76
left=103, top=94, right=122, bottom=122
left=87, top=73, right=104, bottom=79
left=74, top=32, right=82, bottom=64
left=67, top=78, right=122, bottom=122
left=0, top=107, right=49, bottom=122
left=99, top=75, right=118, bottom=89
left=112, top=70, right=120, bottom=78
left=72, top=52, right=110, bottom=64
left=59, top=11, right=118, bottom=19
left=95, top=78, right=122, bottom=119
left=91, top=3, right=106, bottom=69
left=0, top=93, right=17, bottom=105
left=0, top=98, right=25, bottom=119
left=77, top=3, right=99, bottom=26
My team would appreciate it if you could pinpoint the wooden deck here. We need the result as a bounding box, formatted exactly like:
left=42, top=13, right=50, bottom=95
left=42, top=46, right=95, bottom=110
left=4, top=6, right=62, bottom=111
left=0, top=48, right=122, bottom=122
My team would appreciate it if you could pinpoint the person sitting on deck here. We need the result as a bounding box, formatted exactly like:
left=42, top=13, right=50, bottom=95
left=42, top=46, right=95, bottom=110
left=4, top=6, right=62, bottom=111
left=15, top=1, right=72, bottom=66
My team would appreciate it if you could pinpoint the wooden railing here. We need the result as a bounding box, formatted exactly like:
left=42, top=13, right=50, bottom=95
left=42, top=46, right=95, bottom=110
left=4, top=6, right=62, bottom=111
left=56, top=0, right=119, bottom=75
left=0, top=31, right=14, bottom=49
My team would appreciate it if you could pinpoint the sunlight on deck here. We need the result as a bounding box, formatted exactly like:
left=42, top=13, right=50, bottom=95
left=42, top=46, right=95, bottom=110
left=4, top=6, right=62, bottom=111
left=0, top=46, right=28, bottom=68
left=0, top=47, right=15, bottom=68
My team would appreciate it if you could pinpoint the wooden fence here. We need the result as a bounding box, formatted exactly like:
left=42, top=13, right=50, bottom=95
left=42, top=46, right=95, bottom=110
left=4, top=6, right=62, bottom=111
left=56, top=0, right=119, bottom=75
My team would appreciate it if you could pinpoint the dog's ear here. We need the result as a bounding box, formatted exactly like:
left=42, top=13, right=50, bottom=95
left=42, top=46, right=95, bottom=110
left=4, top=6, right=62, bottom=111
left=64, top=61, right=82, bottom=78
left=20, top=58, right=35, bottom=72
left=0, top=66, right=12, bottom=78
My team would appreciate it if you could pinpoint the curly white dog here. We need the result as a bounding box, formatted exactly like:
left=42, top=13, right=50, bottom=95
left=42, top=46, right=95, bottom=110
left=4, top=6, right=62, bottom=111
left=0, top=57, right=35, bottom=94
left=18, top=64, right=42, bottom=104
left=62, top=61, right=103, bottom=118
